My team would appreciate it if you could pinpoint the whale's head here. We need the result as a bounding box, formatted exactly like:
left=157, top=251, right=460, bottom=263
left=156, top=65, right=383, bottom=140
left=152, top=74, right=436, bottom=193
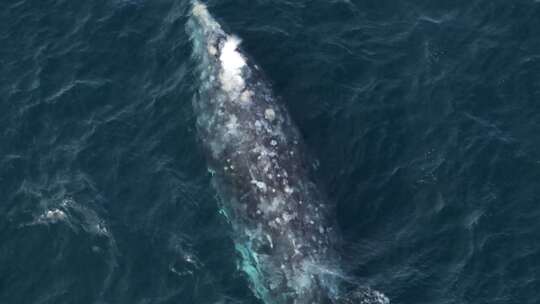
left=188, top=0, right=250, bottom=104
left=187, top=1, right=227, bottom=63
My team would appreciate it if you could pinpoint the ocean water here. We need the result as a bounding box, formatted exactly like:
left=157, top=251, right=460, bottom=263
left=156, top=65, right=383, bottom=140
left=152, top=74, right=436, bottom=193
left=1, top=0, right=540, bottom=303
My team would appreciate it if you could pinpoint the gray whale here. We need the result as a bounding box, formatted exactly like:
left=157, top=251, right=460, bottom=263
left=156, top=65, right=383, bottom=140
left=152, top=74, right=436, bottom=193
left=187, top=2, right=389, bottom=304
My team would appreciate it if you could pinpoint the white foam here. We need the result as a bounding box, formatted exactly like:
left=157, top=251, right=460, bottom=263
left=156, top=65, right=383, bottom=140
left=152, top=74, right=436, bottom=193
left=42, top=208, right=67, bottom=223
left=219, top=36, right=246, bottom=94
left=225, top=114, right=240, bottom=136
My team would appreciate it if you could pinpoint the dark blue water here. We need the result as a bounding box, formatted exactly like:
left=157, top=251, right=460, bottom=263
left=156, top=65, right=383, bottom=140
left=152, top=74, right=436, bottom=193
left=2, top=0, right=540, bottom=303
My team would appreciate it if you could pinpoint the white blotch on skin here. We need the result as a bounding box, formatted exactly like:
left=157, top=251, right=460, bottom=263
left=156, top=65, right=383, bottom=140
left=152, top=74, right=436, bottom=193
left=251, top=180, right=267, bottom=192
left=264, top=108, right=276, bottom=121
left=225, top=115, right=239, bottom=135
left=266, top=234, right=274, bottom=248
left=282, top=212, right=296, bottom=223
left=240, top=90, right=252, bottom=103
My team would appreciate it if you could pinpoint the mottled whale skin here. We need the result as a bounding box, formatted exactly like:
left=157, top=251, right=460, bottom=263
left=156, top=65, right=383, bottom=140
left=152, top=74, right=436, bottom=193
left=187, top=2, right=388, bottom=304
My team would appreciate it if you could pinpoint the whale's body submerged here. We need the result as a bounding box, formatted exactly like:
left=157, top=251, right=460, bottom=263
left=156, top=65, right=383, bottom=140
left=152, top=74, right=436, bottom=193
left=187, top=2, right=388, bottom=304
